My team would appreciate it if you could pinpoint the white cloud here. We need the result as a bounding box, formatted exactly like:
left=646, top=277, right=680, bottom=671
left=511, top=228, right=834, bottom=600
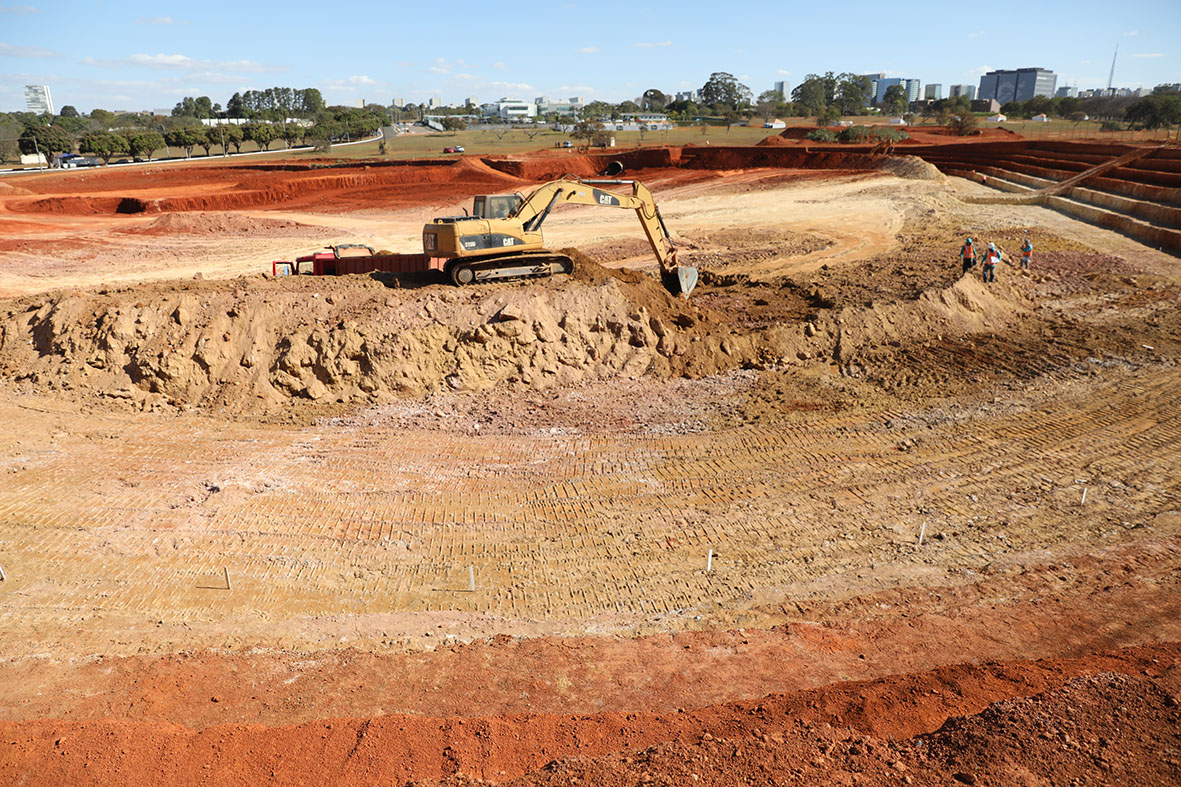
left=83, top=53, right=283, bottom=74
left=968, top=31, right=985, bottom=38
left=633, top=41, right=671, bottom=48
left=0, top=42, right=60, bottom=57
left=487, top=80, right=535, bottom=92
left=0, top=4, right=40, bottom=14
left=128, top=53, right=197, bottom=68
left=454, top=73, right=475, bottom=81
left=577, top=46, right=599, bottom=54
left=429, top=66, right=449, bottom=74
left=1124, top=30, right=1140, bottom=36
left=968, top=64, right=994, bottom=77
left=776, top=69, right=790, bottom=76
left=492, top=61, right=506, bottom=69
left=1131, top=52, right=1163, bottom=58
left=321, top=75, right=380, bottom=88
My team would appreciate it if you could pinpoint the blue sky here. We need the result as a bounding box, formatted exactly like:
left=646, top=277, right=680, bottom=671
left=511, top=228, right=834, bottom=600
left=2, top=0, right=1178, bottom=113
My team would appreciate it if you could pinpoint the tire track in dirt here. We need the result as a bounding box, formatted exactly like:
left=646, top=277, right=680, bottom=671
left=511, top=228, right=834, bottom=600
left=0, top=366, right=1177, bottom=661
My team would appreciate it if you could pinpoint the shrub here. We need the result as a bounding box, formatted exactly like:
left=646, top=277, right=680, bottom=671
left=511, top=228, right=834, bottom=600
left=948, top=112, right=979, bottom=136
left=837, top=125, right=908, bottom=143
left=1100, top=120, right=1123, bottom=132
left=805, top=128, right=837, bottom=142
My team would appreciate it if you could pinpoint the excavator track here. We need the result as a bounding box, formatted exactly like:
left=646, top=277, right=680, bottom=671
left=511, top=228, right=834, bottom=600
left=446, top=252, right=574, bottom=286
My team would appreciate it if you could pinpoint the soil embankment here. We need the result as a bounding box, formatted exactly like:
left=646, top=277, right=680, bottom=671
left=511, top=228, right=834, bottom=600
left=2, top=643, right=1177, bottom=785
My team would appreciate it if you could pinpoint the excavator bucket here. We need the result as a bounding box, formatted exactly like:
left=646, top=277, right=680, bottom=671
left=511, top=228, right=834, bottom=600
left=662, top=266, right=699, bottom=299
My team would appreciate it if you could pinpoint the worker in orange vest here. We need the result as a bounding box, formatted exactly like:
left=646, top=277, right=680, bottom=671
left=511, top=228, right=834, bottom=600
left=982, top=242, right=1002, bottom=283
left=960, top=237, right=977, bottom=274
left=1021, top=235, right=1033, bottom=270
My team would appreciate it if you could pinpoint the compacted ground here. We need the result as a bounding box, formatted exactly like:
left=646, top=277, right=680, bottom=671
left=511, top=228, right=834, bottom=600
left=0, top=145, right=1178, bottom=785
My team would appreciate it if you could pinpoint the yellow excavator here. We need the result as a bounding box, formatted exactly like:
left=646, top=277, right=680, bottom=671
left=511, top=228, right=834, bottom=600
left=422, top=176, right=698, bottom=298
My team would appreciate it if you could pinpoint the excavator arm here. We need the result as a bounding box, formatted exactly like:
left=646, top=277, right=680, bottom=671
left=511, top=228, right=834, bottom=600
left=510, top=177, right=697, bottom=298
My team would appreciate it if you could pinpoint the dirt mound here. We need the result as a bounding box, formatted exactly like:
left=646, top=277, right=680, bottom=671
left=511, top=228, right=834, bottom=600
left=756, top=134, right=790, bottom=146
left=778, top=126, right=818, bottom=140
left=874, top=154, right=945, bottom=180
left=917, top=671, right=1181, bottom=785
left=0, top=181, right=33, bottom=195
left=0, top=243, right=1043, bottom=416
left=0, top=252, right=753, bottom=414
left=831, top=271, right=1030, bottom=370
left=124, top=212, right=336, bottom=236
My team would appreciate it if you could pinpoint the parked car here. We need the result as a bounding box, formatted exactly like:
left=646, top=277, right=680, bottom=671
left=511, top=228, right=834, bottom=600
left=443, top=145, right=465, bottom=154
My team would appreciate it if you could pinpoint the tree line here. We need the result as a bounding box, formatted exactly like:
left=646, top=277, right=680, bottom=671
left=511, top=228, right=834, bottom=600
left=2, top=96, right=393, bottom=165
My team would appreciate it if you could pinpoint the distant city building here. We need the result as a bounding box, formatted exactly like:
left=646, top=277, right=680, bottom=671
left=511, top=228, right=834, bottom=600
left=24, top=84, right=53, bottom=115
left=466, top=96, right=478, bottom=108
left=977, top=68, right=1057, bottom=103
left=1055, top=86, right=1078, bottom=99
left=392, top=98, right=405, bottom=108
left=873, top=77, right=901, bottom=105
left=904, top=79, right=922, bottom=102
left=428, top=97, right=442, bottom=109
left=496, top=98, right=536, bottom=120
left=534, top=96, right=585, bottom=116
left=773, top=80, right=788, bottom=99
left=924, top=84, right=942, bottom=100
left=949, top=84, right=976, bottom=100
left=971, top=98, right=1002, bottom=113
left=860, top=73, right=885, bottom=104
left=674, top=90, right=700, bottom=103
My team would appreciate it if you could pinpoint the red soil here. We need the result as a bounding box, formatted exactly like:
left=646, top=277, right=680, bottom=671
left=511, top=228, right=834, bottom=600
left=3, top=643, right=1176, bottom=785
left=0, top=146, right=887, bottom=219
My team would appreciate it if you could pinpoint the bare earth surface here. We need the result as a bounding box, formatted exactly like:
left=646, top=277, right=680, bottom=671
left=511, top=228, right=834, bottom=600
left=0, top=145, right=1178, bottom=785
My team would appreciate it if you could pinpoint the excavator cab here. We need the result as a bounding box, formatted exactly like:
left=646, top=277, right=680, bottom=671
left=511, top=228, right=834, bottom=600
left=472, top=194, right=523, bottom=219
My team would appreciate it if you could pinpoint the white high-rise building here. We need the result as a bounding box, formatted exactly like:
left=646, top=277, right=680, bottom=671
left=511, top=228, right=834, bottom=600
left=24, top=85, right=53, bottom=115
left=773, top=80, right=788, bottom=99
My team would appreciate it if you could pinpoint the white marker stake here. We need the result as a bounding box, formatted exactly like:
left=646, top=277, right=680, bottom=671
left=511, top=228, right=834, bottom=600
left=1081, top=487, right=1088, bottom=505
left=919, top=523, right=926, bottom=547
left=706, top=549, right=713, bottom=573
left=0, top=562, right=5, bottom=581
left=469, top=565, right=475, bottom=592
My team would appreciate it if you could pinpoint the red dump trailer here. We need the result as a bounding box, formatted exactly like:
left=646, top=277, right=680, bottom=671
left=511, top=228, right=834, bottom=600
left=272, top=244, right=447, bottom=277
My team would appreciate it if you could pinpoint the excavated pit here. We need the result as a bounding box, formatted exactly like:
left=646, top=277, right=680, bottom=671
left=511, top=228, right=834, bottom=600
left=2, top=138, right=1180, bottom=786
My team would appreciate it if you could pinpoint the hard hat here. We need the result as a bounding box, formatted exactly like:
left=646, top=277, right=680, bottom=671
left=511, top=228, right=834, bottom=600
left=988, top=242, right=996, bottom=250
left=966, top=237, right=972, bottom=243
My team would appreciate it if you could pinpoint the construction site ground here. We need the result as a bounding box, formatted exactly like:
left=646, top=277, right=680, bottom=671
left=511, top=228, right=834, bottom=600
left=0, top=144, right=1178, bottom=785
